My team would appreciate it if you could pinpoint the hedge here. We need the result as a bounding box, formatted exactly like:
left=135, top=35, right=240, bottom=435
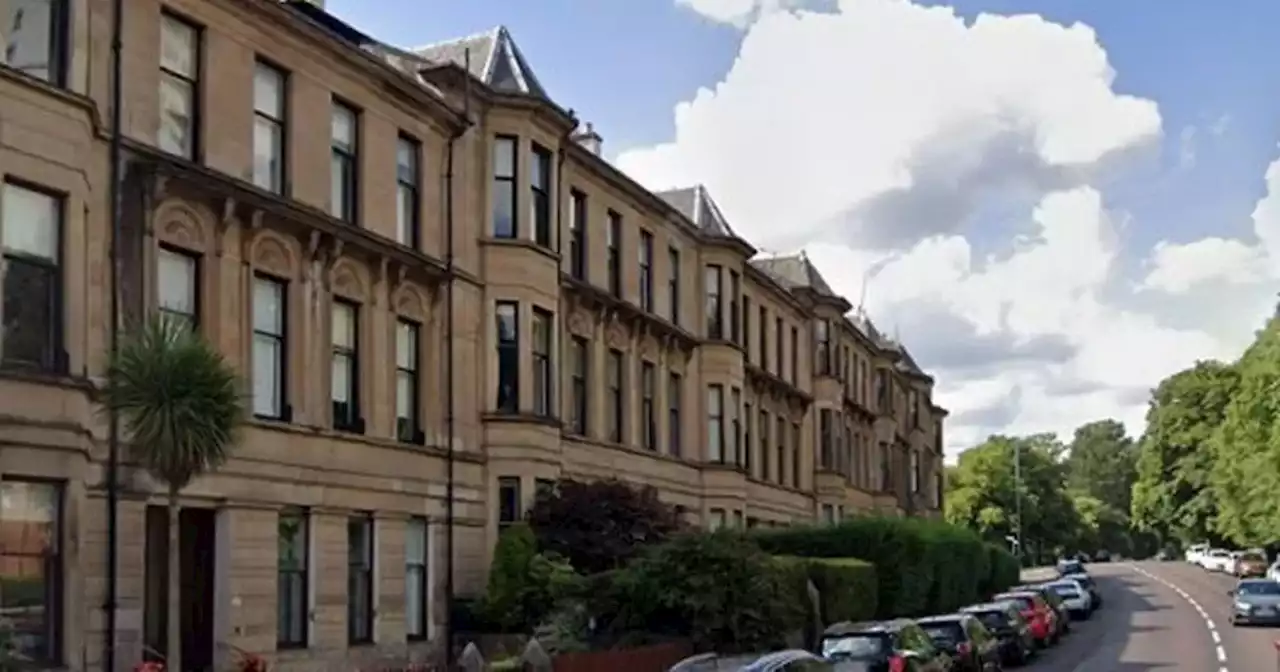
left=755, top=516, right=1020, bottom=618
left=775, top=556, right=878, bottom=624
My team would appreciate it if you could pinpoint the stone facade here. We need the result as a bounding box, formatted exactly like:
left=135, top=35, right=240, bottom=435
left=0, top=0, right=947, bottom=670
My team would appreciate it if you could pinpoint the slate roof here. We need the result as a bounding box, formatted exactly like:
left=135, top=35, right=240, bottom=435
left=749, top=253, right=839, bottom=298
left=653, top=185, right=740, bottom=238
left=411, top=26, right=549, bottom=99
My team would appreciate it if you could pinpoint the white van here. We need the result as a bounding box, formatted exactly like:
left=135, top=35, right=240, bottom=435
left=1186, top=543, right=1209, bottom=565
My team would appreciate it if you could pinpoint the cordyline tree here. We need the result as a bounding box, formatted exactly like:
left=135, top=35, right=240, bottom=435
left=526, top=478, right=684, bottom=574
left=101, top=317, right=245, bottom=672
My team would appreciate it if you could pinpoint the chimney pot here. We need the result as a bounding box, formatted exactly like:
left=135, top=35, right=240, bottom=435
left=572, top=122, right=603, bottom=156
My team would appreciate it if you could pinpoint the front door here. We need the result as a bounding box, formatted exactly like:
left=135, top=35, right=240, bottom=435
left=144, top=506, right=217, bottom=671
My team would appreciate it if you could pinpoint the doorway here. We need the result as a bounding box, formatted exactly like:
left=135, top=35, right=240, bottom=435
left=144, top=506, right=217, bottom=672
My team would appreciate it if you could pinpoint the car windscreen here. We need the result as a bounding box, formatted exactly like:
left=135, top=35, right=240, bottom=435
left=822, top=634, right=887, bottom=659
left=995, top=595, right=1035, bottom=611
left=921, top=623, right=965, bottom=645
left=972, top=611, right=1011, bottom=631
left=1058, top=562, right=1083, bottom=573
left=1238, top=581, right=1280, bottom=596
left=1048, top=583, right=1080, bottom=596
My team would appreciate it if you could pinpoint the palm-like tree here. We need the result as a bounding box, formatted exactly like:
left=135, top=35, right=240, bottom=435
left=101, top=316, right=245, bottom=672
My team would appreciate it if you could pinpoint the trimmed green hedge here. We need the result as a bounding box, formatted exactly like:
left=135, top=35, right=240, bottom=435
left=776, top=556, right=879, bottom=623
left=755, top=517, right=1019, bottom=618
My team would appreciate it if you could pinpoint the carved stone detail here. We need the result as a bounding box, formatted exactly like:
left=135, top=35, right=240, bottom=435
left=606, top=320, right=628, bottom=350
left=330, top=260, right=366, bottom=301
left=567, top=310, right=591, bottom=337
left=253, top=235, right=293, bottom=278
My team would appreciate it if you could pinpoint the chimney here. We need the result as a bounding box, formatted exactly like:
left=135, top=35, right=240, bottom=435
left=571, top=122, right=603, bottom=156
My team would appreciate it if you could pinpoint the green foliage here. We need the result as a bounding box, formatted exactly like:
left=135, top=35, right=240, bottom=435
left=101, top=316, right=245, bottom=490
left=755, top=516, right=994, bottom=617
left=944, top=434, right=1082, bottom=561
left=527, top=478, right=684, bottom=575
left=983, top=544, right=1021, bottom=595
left=1067, top=420, right=1137, bottom=517
left=775, top=556, right=879, bottom=623
left=600, top=531, right=803, bottom=653
left=1210, top=318, right=1280, bottom=544
left=481, top=523, right=584, bottom=632
left=1131, top=360, right=1239, bottom=545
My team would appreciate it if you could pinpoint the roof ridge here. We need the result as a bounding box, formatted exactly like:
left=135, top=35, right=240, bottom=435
left=406, top=26, right=499, bottom=54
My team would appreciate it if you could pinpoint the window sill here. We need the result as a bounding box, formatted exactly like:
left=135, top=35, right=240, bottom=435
left=244, top=418, right=483, bottom=463
left=0, top=366, right=92, bottom=392
left=481, top=412, right=561, bottom=429
left=480, top=236, right=560, bottom=262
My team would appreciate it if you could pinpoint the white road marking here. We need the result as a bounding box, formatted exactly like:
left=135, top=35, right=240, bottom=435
left=1129, top=564, right=1229, bottom=672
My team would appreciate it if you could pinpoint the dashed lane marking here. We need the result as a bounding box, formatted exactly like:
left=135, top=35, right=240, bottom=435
left=1129, top=564, right=1229, bottom=672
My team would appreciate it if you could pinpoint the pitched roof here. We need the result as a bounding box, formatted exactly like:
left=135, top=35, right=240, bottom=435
left=653, top=185, right=739, bottom=238
left=750, top=253, right=838, bottom=298
left=411, top=26, right=549, bottom=99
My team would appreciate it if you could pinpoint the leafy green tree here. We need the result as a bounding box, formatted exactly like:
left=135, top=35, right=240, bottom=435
left=1211, top=317, right=1280, bottom=544
left=1066, top=419, right=1137, bottom=515
left=1131, top=360, right=1238, bottom=546
left=101, top=317, right=245, bottom=672
left=945, top=434, right=1081, bottom=562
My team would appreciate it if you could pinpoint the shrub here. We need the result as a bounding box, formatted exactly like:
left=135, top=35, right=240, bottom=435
left=755, top=516, right=1000, bottom=617
left=756, top=516, right=931, bottom=617
left=528, top=478, right=684, bottom=574
left=983, top=544, right=1021, bottom=596
left=599, top=531, right=804, bottom=652
left=481, top=523, right=584, bottom=632
left=776, top=556, right=878, bottom=624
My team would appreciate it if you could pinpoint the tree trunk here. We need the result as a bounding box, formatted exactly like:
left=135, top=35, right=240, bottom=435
left=167, top=487, right=182, bottom=672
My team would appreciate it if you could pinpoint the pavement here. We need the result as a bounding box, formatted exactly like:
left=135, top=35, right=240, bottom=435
left=1001, top=561, right=1279, bottom=672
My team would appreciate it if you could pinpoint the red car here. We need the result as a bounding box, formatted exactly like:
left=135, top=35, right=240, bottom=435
left=993, top=591, right=1059, bottom=648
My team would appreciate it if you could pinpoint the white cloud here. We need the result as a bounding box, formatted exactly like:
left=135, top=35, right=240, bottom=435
left=620, top=0, right=1255, bottom=457
left=675, top=0, right=814, bottom=28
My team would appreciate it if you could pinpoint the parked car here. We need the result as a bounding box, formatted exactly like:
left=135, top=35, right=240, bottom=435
left=821, top=619, right=953, bottom=672
left=1009, top=585, right=1071, bottom=636
left=1266, top=560, right=1280, bottom=582
left=670, top=650, right=836, bottom=671
left=1234, top=551, right=1269, bottom=578
left=1055, top=558, right=1085, bottom=577
left=1093, top=550, right=1112, bottom=562
left=1060, top=571, right=1103, bottom=608
left=1186, top=543, right=1210, bottom=565
left=992, top=591, right=1058, bottom=648
left=917, top=613, right=1003, bottom=671
left=1202, top=549, right=1234, bottom=572
left=1228, top=578, right=1280, bottom=626
left=1042, top=579, right=1093, bottom=619
left=960, top=601, right=1036, bottom=666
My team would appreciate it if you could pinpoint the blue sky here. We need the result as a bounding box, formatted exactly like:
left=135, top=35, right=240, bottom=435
left=330, top=0, right=1280, bottom=248
left=328, top=0, right=1280, bottom=452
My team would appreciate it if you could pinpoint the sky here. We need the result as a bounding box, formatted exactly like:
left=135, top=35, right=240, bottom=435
left=329, top=0, right=1280, bottom=459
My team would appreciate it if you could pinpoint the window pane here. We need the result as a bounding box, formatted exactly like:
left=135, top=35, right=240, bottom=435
left=158, top=74, right=194, bottom=157
left=2, top=183, right=59, bottom=259
left=397, top=139, right=418, bottom=180
left=331, top=303, right=354, bottom=347
left=331, top=355, right=351, bottom=403
left=405, top=518, right=426, bottom=564
left=492, top=181, right=514, bottom=238
left=530, top=148, right=547, bottom=189
left=492, top=137, right=515, bottom=178
left=157, top=248, right=196, bottom=316
left=253, top=117, right=283, bottom=192
left=0, top=481, right=58, bottom=552
left=2, top=261, right=55, bottom=369
left=397, top=185, right=414, bottom=243
left=396, top=321, right=418, bottom=369
left=253, top=278, right=283, bottom=334
left=496, top=304, right=516, bottom=342
left=396, top=370, right=413, bottom=420
left=160, top=15, right=195, bottom=76
left=252, top=335, right=281, bottom=416
left=331, top=104, right=355, bottom=149
left=3, top=0, right=58, bottom=82
left=532, top=312, right=549, bottom=353
left=254, top=62, right=283, bottom=116
left=278, top=514, right=306, bottom=569
left=330, top=155, right=351, bottom=219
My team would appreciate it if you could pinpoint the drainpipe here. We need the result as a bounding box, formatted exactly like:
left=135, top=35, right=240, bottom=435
left=442, top=51, right=474, bottom=670
left=554, top=129, right=569, bottom=433
left=105, top=0, right=126, bottom=669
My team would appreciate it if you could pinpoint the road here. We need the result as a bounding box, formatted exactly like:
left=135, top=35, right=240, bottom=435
left=1000, top=561, right=1278, bottom=672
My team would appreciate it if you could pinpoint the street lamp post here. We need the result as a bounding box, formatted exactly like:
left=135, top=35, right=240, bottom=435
left=1013, top=441, right=1023, bottom=566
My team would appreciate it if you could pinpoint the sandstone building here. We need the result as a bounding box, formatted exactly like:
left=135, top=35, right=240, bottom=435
left=0, top=0, right=947, bottom=669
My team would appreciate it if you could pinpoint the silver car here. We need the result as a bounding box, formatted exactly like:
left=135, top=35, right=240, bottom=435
left=1229, top=578, right=1280, bottom=626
